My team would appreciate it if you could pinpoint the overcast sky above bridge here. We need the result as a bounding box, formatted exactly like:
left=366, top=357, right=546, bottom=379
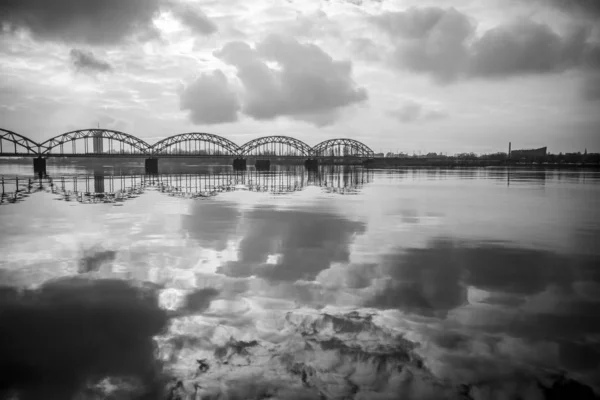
left=1, top=0, right=599, bottom=154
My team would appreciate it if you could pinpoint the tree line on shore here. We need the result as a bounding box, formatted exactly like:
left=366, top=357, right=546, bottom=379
left=380, top=151, right=600, bottom=164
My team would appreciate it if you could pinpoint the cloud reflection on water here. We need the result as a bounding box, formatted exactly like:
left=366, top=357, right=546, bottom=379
left=0, top=278, right=169, bottom=399
left=347, top=238, right=600, bottom=396
left=217, top=206, right=366, bottom=282
left=1, top=167, right=599, bottom=398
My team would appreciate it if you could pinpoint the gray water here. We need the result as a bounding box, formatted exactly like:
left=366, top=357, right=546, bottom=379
left=1, top=163, right=599, bottom=399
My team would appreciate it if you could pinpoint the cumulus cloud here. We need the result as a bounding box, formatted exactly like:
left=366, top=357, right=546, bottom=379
left=0, top=278, right=169, bottom=399
left=214, top=34, right=368, bottom=126
left=180, top=70, right=240, bottom=125
left=372, top=7, right=600, bottom=92
left=170, top=3, right=217, bottom=35
left=388, top=101, right=448, bottom=123
left=0, top=0, right=162, bottom=44
left=469, top=20, right=590, bottom=77
left=70, top=49, right=112, bottom=73
left=373, top=7, right=475, bottom=83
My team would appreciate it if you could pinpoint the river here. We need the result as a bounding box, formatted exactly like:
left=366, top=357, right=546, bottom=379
left=0, top=163, right=599, bottom=399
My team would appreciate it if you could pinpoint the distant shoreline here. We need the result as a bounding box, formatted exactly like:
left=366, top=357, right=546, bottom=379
left=1, top=157, right=599, bottom=170
left=361, top=158, right=600, bottom=169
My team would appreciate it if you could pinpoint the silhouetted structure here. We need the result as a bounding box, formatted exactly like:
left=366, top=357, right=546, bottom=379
left=510, top=147, right=547, bottom=160
left=0, top=128, right=375, bottom=173
left=0, top=129, right=374, bottom=158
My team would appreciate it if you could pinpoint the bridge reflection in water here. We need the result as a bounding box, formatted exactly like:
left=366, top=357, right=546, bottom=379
left=0, top=166, right=373, bottom=205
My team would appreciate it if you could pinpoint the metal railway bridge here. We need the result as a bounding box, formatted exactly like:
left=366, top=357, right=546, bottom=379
left=0, top=128, right=374, bottom=173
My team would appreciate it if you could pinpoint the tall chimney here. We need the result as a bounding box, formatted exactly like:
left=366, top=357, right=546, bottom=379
left=508, top=142, right=512, bottom=158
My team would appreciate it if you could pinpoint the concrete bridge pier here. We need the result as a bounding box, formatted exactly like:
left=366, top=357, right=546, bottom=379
left=145, top=158, right=159, bottom=174
left=304, top=158, right=319, bottom=170
left=255, top=159, right=271, bottom=170
left=33, top=157, right=46, bottom=175
left=233, top=158, right=247, bottom=170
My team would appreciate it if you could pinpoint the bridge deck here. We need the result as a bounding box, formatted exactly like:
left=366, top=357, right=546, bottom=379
left=0, top=153, right=372, bottom=159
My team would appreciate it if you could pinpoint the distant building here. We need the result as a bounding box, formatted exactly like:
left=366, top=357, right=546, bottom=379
left=510, top=147, right=547, bottom=159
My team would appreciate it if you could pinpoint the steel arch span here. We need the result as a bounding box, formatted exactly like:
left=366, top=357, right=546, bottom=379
left=39, top=129, right=152, bottom=155
left=239, top=136, right=312, bottom=157
left=312, top=138, right=374, bottom=157
left=0, top=129, right=41, bottom=155
left=151, top=133, right=240, bottom=156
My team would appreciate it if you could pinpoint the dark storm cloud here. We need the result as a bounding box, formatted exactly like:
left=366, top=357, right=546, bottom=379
left=0, top=278, right=169, bottom=400
left=217, top=207, right=365, bottom=282
left=70, top=49, right=113, bottom=73
left=180, top=70, right=241, bottom=125
left=182, top=200, right=241, bottom=251
left=214, top=34, right=367, bottom=126
left=170, top=3, right=217, bottom=35
left=0, top=0, right=162, bottom=45
left=372, top=7, right=600, bottom=89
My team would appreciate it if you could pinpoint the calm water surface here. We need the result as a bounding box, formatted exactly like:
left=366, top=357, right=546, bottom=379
left=1, top=163, right=599, bottom=399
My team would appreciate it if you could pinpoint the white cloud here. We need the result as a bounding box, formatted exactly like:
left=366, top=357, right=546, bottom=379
left=214, top=34, right=368, bottom=126
left=372, top=6, right=600, bottom=89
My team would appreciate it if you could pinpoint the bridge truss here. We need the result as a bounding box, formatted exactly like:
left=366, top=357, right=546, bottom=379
left=39, top=129, right=151, bottom=156
left=312, top=138, right=374, bottom=158
left=0, top=128, right=375, bottom=159
left=238, top=136, right=313, bottom=157
left=151, top=133, right=240, bottom=156
left=0, top=128, right=40, bottom=155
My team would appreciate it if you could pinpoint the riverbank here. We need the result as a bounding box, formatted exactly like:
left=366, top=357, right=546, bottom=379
left=362, top=158, right=600, bottom=169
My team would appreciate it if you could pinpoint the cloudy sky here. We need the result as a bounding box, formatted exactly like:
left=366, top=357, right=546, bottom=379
left=1, top=0, right=599, bottom=154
